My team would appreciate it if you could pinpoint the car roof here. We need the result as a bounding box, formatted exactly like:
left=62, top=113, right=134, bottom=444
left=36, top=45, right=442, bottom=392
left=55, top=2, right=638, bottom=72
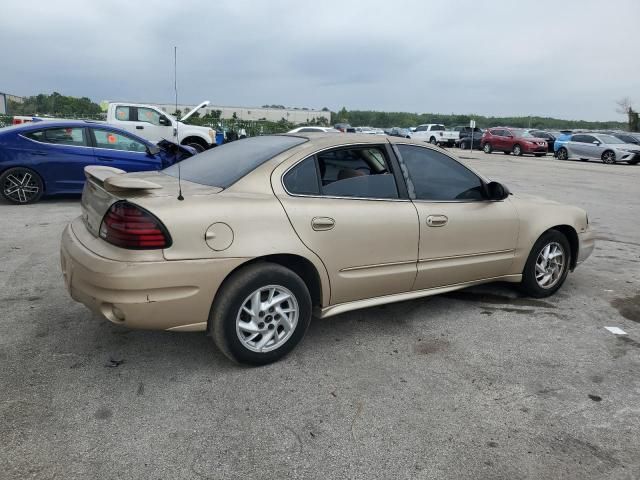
left=285, top=132, right=439, bottom=148
left=0, top=120, right=154, bottom=144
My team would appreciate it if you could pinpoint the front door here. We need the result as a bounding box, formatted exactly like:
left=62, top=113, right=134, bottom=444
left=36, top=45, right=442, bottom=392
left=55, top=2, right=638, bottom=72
left=89, top=128, right=162, bottom=172
left=393, top=143, right=519, bottom=290
left=273, top=144, right=419, bottom=305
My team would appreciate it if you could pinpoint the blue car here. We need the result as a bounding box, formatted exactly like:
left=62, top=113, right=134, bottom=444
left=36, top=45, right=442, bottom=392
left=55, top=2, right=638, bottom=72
left=553, top=132, right=573, bottom=156
left=0, top=120, right=194, bottom=204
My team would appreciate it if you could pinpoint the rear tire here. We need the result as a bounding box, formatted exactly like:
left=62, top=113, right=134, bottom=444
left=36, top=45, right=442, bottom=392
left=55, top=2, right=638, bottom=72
left=209, top=262, right=312, bottom=365
left=0, top=167, right=44, bottom=204
left=429, top=137, right=437, bottom=145
left=459, top=141, right=467, bottom=150
left=519, top=230, right=571, bottom=298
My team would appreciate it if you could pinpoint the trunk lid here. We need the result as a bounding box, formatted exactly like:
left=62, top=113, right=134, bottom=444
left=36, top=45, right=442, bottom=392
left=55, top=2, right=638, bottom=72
left=80, top=166, right=221, bottom=238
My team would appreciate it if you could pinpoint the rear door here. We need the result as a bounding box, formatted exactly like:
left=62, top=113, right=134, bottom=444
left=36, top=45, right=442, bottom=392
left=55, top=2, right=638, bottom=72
left=568, top=134, right=589, bottom=158
left=394, top=144, right=519, bottom=289
left=89, top=128, right=162, bottom=171
left=21, top=126, right=96, bottom=193
left=274, top=144, right=419, bottom=305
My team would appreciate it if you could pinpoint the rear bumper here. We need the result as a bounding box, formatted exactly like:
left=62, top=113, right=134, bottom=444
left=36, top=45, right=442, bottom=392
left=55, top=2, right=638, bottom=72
left=60, top=223, right=246, bottom=331
left=576, top=228, right=595, bottom=266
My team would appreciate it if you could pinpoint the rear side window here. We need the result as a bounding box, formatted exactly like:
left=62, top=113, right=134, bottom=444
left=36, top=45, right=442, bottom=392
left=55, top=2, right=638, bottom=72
left=283, top=156, right=319, bottom=195
left=115, top=106, right=131, bottom=121
left=163, top=136, right=307, bottom=188
left=24, top=127, right=87, bottom=146
left=397, top=145, right=484, bottom=201
left=283, top=146, right=399, bottom=200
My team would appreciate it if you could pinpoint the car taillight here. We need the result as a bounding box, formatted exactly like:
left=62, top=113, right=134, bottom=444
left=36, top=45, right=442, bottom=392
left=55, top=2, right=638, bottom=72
left=12, top=118, right=23, bottom=125
left=99, top=201, right=171, bottom=249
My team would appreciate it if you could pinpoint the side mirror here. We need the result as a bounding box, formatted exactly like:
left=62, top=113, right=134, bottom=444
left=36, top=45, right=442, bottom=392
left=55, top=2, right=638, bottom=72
left=147, top=144, right=161, bottom=155
left=485, top=181, right=509, bottom=201
left=592, top=140, right=600, bottom=145
left=159, top=116, right=172, bottom=126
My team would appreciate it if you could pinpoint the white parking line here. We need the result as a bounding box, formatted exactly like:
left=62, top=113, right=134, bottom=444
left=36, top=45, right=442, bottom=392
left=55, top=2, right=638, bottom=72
left=604, top=326, right=627, bottom=335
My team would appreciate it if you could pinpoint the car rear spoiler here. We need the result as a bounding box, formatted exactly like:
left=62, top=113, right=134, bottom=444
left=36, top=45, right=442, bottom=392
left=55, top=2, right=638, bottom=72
left=84, top=165, right=163, bottom=192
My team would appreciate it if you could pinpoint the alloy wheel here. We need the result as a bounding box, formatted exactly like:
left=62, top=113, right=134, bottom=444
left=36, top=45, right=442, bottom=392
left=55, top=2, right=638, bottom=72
left=602, top=151, right=615, bottom=164
left=236, top=285, right=299, bottom=353
left=2, top=169, right=40, bottom=203
left=557, top=148, right=568, bottom=160
left=535, top=242, right=565, bottom=289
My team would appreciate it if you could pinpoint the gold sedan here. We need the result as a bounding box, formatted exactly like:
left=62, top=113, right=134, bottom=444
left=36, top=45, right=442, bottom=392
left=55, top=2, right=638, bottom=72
left=60, top=134, right=594, bottom=364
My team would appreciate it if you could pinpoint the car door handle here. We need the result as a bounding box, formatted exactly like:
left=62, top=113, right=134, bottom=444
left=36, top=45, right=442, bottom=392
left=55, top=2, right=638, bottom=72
left=136, top=125, right=144, bottom=130
left=426, top=215, right=448, bottom=227
left=96, top=156, right=113, bottom=162
left=311, top=217, right=335, bottom=231
left=30, top=151, right=47, bottom=156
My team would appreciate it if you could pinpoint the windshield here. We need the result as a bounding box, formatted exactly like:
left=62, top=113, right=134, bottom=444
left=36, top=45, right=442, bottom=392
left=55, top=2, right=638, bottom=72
left=163, top=136, right=307, bottom=188
left=598, top=134, right=625, bottom=144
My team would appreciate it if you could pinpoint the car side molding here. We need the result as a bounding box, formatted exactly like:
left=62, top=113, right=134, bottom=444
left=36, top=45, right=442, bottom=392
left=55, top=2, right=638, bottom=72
left=316, top=274, right=523, bottom=318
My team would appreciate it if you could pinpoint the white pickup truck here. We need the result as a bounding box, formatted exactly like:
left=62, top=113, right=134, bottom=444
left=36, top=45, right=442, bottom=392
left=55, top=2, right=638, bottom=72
left=106, top=101, right=217, bottom=152
left=412, top=124, right=458, bottom=147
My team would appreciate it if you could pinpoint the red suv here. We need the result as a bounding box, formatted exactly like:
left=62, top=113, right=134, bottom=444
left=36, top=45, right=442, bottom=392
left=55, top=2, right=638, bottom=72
left=481, top=128, right=548, bottom=156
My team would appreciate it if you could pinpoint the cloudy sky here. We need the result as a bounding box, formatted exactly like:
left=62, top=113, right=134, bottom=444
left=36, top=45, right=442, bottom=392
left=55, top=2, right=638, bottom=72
left=2, top=0, right=638, bottom=120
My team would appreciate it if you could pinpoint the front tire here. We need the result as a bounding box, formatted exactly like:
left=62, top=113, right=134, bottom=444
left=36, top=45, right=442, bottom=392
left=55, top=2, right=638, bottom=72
left=601, top=151, right=616, bottom=164
left=519, top=230, right=571, bottom=298
left=187, top=142, right=205, bottom=153
left=1, top=167, right=44, bottom=204
left=483, top=143, right=492, bottom=154
left=209, top=263, right=312, bottom=365
left=557, top=147, right=568, bottom=160
left=459, top=141, right=467, bottom=150
left=513, top=144, right=522, bottom=156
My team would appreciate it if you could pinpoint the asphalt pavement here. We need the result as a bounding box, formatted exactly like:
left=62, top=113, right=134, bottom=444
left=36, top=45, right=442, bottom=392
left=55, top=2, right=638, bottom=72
left=1, top=151, right=639, bottom=479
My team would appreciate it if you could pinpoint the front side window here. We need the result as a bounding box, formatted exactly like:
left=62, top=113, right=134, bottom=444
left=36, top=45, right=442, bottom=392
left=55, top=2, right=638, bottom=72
left=24, top=127, right=87, bottom=146
left=93, top=129, right=148, bottom=152
left=136, top=107, right=161, bottom=126
left=397, top=145, right=484, bottom=201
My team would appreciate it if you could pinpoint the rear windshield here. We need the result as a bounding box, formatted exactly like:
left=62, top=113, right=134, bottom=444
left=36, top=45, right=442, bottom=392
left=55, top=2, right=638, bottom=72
left=163, top=136, right=307, bottom=188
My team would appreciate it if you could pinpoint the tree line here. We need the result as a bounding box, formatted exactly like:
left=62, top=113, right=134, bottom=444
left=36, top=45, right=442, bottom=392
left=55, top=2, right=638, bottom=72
left=8, top=92, right=102, bottom=116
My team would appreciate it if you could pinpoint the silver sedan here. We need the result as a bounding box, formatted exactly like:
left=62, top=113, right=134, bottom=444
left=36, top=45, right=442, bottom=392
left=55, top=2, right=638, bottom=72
left=557, top=133, right=640, bottom=164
